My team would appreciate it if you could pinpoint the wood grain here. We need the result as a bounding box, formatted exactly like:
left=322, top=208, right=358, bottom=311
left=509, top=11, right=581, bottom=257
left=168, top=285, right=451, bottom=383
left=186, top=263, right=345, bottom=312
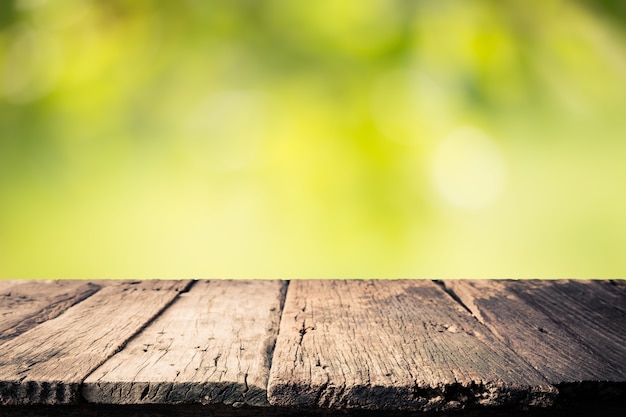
left=443, top=280, right=626, bottom=385
left=0, top=280, right=102, bottom=343
left=83, top=280, right=287, bottom=407
left=0, top=280, right=190, bottom=405
left=267, top=280, right=555, bottom=412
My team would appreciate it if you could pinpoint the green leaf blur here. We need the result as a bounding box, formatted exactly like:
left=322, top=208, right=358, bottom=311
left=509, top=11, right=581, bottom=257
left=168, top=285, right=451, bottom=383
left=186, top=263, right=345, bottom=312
left=1, top=0, right=625, bottom=278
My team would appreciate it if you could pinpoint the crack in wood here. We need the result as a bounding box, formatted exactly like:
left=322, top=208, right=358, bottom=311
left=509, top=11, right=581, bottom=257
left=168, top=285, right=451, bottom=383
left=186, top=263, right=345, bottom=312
left=442, top=280, right=626, bottom=391
left=433, top=280, right=475, bottom=319
left=268, top=280, right=557, bottom=411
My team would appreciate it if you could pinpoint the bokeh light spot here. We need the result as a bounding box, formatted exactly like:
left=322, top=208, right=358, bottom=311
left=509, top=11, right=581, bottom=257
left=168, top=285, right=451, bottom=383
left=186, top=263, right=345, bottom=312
left=431, top=126, right=507, bottom=210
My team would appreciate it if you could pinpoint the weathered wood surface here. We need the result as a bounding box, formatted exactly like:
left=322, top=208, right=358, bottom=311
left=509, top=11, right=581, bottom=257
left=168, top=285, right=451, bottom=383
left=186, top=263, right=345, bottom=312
left=0, top=280, right=101, bottom=344
left=0, top=279, right=624, bottom=412
left=443, top=280, right=626, bottom=385
left=610, top=279, right=626, bottom=294
left=267, top=280, right=556, bottom=412
left=0, top=280, right=190, bottom=405
left=83, top=280, right=287, bottom=406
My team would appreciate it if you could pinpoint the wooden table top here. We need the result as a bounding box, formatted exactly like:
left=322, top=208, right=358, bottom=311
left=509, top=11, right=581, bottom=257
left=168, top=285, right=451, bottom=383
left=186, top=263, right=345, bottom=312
left=0, top=279, right=624, bottom=416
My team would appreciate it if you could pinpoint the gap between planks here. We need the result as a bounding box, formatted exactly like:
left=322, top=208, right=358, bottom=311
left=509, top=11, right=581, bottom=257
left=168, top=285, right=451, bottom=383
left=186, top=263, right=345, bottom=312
left=82, top=280, right=288, bottom=407
left=1, top=279, right=625, bottom=411
left=0, top=280, right=102, bottom=344
left=0, top=280, right=191, bottom=405
left=267, top=280, right=556, bottom=412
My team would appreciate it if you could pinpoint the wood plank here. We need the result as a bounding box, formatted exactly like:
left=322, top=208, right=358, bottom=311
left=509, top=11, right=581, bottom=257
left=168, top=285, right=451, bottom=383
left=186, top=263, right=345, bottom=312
left=267, top=280, right=555, bottom=412
left=0, top=281, right=101, bottom=343
left=0, top=280, right=190, bottom=405
left=83, top=280, right=287, bottom=407
left=443, top=280, right=626, bottom=385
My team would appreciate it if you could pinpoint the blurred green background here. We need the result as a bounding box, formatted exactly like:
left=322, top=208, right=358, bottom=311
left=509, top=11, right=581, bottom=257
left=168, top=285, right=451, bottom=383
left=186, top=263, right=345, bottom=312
left=1, top=0, right=625, bottom=279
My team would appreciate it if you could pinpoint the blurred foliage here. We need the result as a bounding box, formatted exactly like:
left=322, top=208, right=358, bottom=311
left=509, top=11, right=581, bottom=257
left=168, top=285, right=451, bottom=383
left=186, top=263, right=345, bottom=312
left=1, top=0, right=625, bottom=278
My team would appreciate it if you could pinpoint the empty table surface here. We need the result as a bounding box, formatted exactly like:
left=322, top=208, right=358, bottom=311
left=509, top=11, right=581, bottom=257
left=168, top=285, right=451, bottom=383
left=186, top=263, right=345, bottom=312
left=0, top=279, right=624, bottom=415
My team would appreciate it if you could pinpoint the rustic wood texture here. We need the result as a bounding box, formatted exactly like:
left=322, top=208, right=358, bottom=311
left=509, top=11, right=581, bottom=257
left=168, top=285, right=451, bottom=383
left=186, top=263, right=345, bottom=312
left=267, top=280, right=556, bottom=412
left=610, top=279, right=626, bottom=294
left=0, top=280, right=190, bottom=405
left=83, top=280, right=287, bottom=407
left=0, top=280, right=101, bottom=343
left=443, top=280, right=626, bottom=384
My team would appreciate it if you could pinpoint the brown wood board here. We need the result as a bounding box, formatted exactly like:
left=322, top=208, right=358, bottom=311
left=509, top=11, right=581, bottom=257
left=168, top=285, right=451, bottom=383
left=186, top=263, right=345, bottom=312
left=267, top=280, right=555, bottom=412
left=0, top=280, right=101, bottom=343
left=0, top=280, right=190, bottom=405
left=83, top=280, right=287, bottom=406
left=443, top=280, right=626, bottom=385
